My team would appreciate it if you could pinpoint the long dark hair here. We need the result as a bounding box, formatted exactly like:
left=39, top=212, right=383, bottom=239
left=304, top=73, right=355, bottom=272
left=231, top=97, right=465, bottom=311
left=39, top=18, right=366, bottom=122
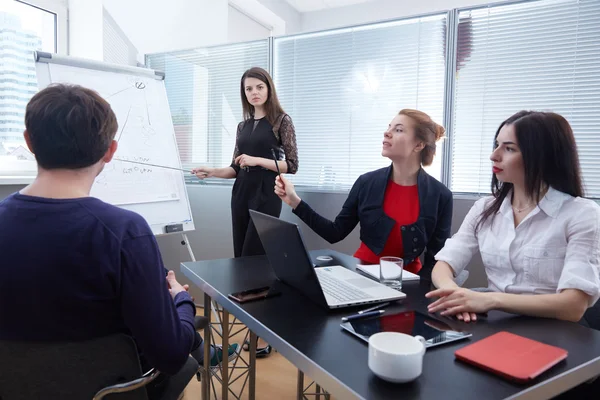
left=240, top=67, right=284, bottom=126
left=476, top=111, right=584, bottom=233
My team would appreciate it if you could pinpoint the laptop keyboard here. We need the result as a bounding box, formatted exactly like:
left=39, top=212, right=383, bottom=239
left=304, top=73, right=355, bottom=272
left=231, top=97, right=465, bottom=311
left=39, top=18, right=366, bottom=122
left=315, top=269, right=373, bottom=302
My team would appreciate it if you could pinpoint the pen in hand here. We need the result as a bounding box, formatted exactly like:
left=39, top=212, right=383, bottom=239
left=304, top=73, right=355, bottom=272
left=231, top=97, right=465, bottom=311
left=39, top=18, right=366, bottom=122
left=341, top=309, right=385, bottom=322
left=270, top=148, right=281, bottom=176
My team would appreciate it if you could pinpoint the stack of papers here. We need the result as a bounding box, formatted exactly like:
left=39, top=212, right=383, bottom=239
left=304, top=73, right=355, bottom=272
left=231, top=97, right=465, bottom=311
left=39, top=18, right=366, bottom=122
left=356, top=264, right=420, bottom=281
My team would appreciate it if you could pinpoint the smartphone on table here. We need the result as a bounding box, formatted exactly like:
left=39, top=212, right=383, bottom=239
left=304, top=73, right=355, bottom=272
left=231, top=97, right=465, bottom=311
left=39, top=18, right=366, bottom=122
left=228, top=286, right=280, bottom=303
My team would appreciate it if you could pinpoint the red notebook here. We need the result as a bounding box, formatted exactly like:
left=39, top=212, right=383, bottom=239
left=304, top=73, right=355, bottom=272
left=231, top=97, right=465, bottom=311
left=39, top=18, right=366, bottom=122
left=455, top=331, right=568, bottom=383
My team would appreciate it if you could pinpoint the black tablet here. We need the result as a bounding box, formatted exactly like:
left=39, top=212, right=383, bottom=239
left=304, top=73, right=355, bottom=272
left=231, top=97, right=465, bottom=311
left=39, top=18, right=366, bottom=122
left=340, top=310, right=472, bottom=348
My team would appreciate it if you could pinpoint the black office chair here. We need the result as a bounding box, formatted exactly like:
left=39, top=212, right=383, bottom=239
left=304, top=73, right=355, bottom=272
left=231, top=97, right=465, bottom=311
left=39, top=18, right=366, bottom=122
left=0, top=334, right=198, bottom=400
left=581, top=300, right=600, bottom=331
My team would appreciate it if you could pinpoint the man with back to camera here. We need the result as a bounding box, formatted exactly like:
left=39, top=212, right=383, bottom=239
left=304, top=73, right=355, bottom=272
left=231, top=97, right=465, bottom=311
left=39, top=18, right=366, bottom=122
left=0, top=84, right=239, bottom=398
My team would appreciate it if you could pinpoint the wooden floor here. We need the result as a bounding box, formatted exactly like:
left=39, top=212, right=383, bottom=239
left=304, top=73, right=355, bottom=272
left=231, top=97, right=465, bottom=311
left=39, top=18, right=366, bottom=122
left=181, top=350, right=300, bottom=399
left=181, top=309, right=321, bottom=400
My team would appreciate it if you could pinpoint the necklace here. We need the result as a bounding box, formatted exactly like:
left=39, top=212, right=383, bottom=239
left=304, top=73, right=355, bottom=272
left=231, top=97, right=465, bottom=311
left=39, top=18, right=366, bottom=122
left=512, top=203, right=534, bottom=213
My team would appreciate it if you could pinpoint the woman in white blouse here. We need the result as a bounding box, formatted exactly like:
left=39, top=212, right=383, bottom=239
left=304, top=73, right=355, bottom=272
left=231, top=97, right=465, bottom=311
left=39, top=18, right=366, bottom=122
left=427, top=111, right=600, bottom=323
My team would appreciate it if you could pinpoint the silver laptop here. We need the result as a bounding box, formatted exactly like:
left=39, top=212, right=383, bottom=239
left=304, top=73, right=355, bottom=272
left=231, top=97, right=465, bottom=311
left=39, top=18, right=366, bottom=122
left=250, top=210, right=405, bottom=309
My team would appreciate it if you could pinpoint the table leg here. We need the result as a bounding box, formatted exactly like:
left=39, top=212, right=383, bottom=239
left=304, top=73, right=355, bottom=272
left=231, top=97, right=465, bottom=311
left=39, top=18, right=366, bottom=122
left=202, top=293, right=211, bottom=400
left=249, top=330, right=257, bottom=400
left=211, top=300, right=223, bottom=334
left=221, top=308, right=229, bottom=400
left=297, top=370, right=304, bottom=400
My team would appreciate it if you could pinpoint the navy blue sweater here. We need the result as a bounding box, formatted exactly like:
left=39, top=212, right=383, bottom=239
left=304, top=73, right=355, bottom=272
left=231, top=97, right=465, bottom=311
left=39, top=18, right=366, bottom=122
left=0, top=193, right=196, bottom=375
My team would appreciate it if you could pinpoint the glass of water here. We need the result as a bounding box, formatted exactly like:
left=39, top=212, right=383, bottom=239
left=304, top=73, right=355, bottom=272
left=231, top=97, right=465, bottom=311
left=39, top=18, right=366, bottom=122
left=379, top=256, right=404, bottom=289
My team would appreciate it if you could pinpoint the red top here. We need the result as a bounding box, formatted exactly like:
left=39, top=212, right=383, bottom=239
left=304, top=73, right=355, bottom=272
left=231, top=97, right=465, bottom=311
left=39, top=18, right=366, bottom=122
left=354, top=181, right=421, bottom=274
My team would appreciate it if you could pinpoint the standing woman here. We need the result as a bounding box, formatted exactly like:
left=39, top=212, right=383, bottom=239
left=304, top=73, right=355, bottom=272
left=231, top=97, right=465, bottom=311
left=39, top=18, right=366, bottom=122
left=193, top=67, right=298, bottom=259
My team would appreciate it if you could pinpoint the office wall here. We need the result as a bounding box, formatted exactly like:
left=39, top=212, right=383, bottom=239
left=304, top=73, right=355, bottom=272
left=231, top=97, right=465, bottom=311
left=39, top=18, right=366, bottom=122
left=228, top=5, right=271, bottom=43
left=67, top=1, right=229, bottom=61
left=68, top=0, right=104, bottom=60
left=102, top=0, right=229, bottom=55
left=300, top=0, right=499, bottom=32
left=0, top=186, right=22, bottom=201
left=258, top=0, right=302, bottom=34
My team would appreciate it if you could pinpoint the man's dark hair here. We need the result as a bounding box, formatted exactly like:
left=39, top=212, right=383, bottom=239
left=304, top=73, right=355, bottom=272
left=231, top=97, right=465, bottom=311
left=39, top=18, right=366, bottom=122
left=25, top=84, right=118, bottom=169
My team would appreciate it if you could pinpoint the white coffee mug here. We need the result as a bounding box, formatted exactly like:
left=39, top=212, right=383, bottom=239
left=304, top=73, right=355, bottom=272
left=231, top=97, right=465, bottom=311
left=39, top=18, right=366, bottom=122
left=368, top=332, right=427, bottom=383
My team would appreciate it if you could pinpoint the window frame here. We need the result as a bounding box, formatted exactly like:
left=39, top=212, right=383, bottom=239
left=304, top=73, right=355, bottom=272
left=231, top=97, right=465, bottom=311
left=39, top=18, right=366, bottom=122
left=0, top=0, right=67, bottom=184
left=18, top=0, right=68, bottom=54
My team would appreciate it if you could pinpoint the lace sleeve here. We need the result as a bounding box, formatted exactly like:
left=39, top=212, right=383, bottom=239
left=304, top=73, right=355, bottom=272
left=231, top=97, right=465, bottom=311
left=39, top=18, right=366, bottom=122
left=229, top=121, right=244, bottom=174
left=278, top=115, right=299, bottom=174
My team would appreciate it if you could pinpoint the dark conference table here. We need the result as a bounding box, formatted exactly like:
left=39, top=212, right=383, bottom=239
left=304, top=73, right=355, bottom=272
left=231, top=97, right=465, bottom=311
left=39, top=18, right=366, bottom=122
left=182, top=249, right=600, bottom=400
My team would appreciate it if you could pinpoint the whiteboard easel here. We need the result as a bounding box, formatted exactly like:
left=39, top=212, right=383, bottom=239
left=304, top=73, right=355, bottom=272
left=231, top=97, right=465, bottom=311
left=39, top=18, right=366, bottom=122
left=33, top=52, right=205, bottom=295
left=34, top=51, right=195, bottom=236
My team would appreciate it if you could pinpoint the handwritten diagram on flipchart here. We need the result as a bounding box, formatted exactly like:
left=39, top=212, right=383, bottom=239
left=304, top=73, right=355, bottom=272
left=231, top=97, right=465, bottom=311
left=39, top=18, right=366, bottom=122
left=48, top=67, right=180, bottom=206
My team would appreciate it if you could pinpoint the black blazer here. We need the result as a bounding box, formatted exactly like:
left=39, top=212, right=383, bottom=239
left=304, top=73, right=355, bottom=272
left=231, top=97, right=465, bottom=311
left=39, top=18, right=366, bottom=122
left=293, top=165, right=453, bottom=282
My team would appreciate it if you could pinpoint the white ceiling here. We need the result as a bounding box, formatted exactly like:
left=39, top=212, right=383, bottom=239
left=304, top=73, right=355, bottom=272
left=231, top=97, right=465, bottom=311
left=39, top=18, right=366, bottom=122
left=284, top=0, right=378, bottom=13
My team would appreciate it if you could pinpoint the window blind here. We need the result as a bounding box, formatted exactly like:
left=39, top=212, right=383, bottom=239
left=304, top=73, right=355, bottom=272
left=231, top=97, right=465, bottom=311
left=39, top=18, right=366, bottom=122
left=273, top=14, right=447, bottom=190
left=146, top=40, right=269, bottom=183
left=451, top=0, right=600, bottom=197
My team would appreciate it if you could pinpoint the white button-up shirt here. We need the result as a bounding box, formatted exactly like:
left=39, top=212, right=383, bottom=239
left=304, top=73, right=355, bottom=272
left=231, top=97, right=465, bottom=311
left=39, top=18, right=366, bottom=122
left=435, top=187, right=600, bottom=306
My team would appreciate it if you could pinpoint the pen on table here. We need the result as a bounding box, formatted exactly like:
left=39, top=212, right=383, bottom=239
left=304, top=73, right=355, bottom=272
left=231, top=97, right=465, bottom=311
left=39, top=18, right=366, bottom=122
left=358, top=302, right=390, bottom=314
left=341, top=310, right=384, bottom=322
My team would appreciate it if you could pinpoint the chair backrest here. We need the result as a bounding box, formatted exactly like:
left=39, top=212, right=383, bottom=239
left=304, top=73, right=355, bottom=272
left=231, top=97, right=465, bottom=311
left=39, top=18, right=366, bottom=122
left=0, top=334, right=149, bottom=400
left=583, top=300, right=600, bottom=331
